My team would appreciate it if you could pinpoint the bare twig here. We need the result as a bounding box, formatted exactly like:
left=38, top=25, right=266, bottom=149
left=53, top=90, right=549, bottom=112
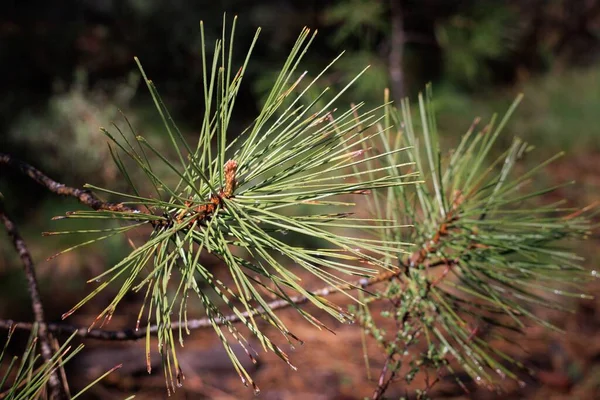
left=0, top=268, right=406, bottom=341
left=0, top=153, right=167, bottom=228
left=0, top=154, right=130, bottom=212
left=0, top=201, right=65, bottom=399
left=371, top=289, right=406, bottom=400
left=372, top=353, right=397, bottom=400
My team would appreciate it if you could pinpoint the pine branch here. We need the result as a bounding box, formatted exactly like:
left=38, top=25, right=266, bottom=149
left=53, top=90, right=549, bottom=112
left=353, top=86, right=597, bottom=398
left=0, top=201, right=65, bottom=399
left=0, top=153, right=167, bottom=227
left=0, top=216, right=456, bottom=345
left=0, top=148, right=449, bottom=345
left=0, top=25, right=416, bottom=388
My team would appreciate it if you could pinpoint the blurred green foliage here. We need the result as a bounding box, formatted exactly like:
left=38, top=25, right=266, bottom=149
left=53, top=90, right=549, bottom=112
left=8, top=69, right=139, bottom=181
left=435, top=2, right=518, bottom=87
left=435, top=66, right=600, bottom=153
left=2, top=0, right=599, bottom=130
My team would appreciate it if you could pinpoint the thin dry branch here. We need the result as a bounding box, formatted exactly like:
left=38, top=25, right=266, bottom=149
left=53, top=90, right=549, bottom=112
left=0, top=154, right=133, bottom=213
left=372, top=352, right=397, bottom=400
left=0, top=201, right=65, bottom=399
left=0, top=153, right=169, bottom=230
left=0, top=268, right=404, bottom=341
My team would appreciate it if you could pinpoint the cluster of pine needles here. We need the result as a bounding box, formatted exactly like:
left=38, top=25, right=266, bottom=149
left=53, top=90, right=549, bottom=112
left=4, top=16, right=594, bottom=397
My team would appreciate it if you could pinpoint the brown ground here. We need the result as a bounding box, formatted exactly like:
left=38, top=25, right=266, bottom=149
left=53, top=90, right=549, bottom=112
left=66, top=278, right=600, bottom=400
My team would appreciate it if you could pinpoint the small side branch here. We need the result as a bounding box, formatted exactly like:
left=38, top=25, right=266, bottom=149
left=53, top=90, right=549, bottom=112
left=372, top=353, right=397, bottom=400
left=0, top=269, right=402, bottom=340
left=1, top=153, right=136, bottom=214
left=0, top=201, right=65, bottom=399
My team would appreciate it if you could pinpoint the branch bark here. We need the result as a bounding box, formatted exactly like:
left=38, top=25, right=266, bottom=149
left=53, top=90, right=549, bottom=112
left=0, top=153, right=166, bottom=229
left=0, top=201, right=65, bottom=399
left=0, top=268, right=405, bottom=341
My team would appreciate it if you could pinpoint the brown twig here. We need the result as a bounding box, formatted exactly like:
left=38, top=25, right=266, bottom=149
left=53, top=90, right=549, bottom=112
left=370, top=288, right=408, bottom=400
left=0, top=153, right=167, bottom=227
left=0, top=268, right=405, bottom=341
left=0, top=201, right=65, bottom=399
left=372, top=353, right=397, bottom=400
left=0, top=153, right=130, bottom=212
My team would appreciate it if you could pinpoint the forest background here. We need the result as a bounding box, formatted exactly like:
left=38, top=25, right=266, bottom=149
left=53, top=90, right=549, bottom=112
left=1, top=1, right=599, bottom=398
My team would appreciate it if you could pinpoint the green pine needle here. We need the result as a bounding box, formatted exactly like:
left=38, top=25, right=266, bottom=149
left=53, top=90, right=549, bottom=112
left=356, top=84, right=595, bottom=393
left=49, top=17, right=416, bottom=392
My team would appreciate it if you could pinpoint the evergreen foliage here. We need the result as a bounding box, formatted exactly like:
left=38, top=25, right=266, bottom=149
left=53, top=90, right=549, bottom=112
left=0, top=325, right=117, bottom=399
left=1, top=15, right=595, bottom=398
left=353, top=86, right=595, bottom=396
left=48, top=18, right=416, bottom=393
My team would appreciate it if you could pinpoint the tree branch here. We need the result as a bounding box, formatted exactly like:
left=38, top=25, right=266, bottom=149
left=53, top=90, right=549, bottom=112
left=0, top=201, right=65, bottom=399
left=388, top=0, right=405, bottom=101
left=372, top=352, right=397, bottom=400
left=0, top=268, right=405, bottom=341
left=0, top=153, right=159, bottom=219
